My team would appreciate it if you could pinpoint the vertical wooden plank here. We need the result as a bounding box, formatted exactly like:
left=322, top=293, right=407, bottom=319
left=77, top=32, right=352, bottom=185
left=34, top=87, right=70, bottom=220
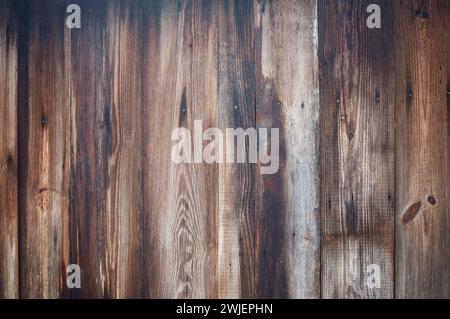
left=217, top=0, right=256, bottom=298
left=19, top=0, right=71, bottom=298
left=0, top=0, right=18, bottom=299
left=143, top=0, right=218, bottom=298
left=139, top=0, right=163, bottom=298
left=395, top=0, right=450, bottom=298
left=319, top=0, right=395, bottom=298
left=69, top=0, right=145, bottom=298
left=255, top=0, right=320, bottom=298
left=68, top=0, right=109, bottom=298
left=104, top=0, right=146, bottom=299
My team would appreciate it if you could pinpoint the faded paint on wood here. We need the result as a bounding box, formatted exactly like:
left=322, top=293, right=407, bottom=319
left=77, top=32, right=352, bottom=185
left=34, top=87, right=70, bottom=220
left=319, top=0, right=395, bottom=298
left=255, top=0, right=320, bottom=298
left=0, top=0, right=18, bottom=299
left=395, top=0, right=450, bottom=299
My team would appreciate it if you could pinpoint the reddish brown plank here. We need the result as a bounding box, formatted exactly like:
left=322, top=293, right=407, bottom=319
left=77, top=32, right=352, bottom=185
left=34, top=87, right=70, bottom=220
left=395, top=0, right=450, bottom=298
left=18, top=0, right=70, bottom=298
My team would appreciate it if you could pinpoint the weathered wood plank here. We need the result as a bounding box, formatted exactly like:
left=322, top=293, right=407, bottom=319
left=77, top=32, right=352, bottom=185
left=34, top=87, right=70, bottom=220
left=18, top=0, right=71, bottom=298
left=139, top=0, right=164, bottom=298
left=217, top=0, right=256, bottom=298
left=0, top=0, right=18, bottom=299
left=395, top=0, right=450, bottom=299
left=319, top=0, right=395, bottom=298
left=68, top=0, right=145, bottom=298
left=142, top=0, right=219, bottom=298
left=255, top=0, right=320, bottom=298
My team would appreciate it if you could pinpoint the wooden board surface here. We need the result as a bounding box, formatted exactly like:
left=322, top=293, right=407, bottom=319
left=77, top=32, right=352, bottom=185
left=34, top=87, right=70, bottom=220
left=217, top=0, right=256, bottom=298
left=394, top=0, right=450, bottom=299
left=68, top=0, right=147, bottom=298
left=0, top=0, right=18, bottom=299
left=146, top=0, right=220, bottom=298
left=255, top=0, right=320, bottom=298
left=18, top=0, right=71, bottom=298
left=319, top=0, right=395, bottom=298
left=0, top=0, right=449, bottom=299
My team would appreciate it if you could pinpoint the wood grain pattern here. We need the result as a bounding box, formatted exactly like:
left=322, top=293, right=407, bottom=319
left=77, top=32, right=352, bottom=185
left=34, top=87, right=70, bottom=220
left=1, top=0, right=450, bottom=299
left=68, top=0, right=146, bottom=298
left=217, top=0, right=256, bottom=298
left=319, top=0, right=395, bottom=298
left=0, top=0, right=18, bottom=299
left=142, top=0, right=219, bottom=298
left=395, top=0, right=450, bottom=299
left=165, top=0, right=219, bottom=298
left=255, top=0, right=320, bottom=298
left=18, top=0, right=70, bottom=298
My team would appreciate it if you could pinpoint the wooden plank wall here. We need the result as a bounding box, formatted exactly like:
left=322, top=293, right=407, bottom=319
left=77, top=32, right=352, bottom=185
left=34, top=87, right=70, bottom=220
left=0, top=0, right=449, bottom=299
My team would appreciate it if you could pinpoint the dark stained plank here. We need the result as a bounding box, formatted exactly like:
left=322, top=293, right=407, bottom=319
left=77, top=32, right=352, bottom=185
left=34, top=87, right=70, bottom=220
left=0, top=0, right=18, bottom=299
left=319, top=0, right=395, bottom=298
left=18, top=0, right=71, bottom=298
left=217, top=0, right=256, bottom=298
left=395, top=0, right=450, bottom=299
left=142, top=0, right=219, bottom=298
left=68, top=0, right=145, bottom=298
left=255, top=0, right=321, bottom=298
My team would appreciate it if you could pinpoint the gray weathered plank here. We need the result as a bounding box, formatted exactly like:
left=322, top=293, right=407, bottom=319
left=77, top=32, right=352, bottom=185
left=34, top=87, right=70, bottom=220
left=255, top=0, right=321, bottom=298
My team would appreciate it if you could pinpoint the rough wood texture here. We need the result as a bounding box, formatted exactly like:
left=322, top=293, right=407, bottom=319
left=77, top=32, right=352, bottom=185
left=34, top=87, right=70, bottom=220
left=142, top=0, right=219, bottom=298
left=0, top=0, right=18, bottom=299
left=217, top=0, right=256, bottom=298
left=18, top=0, right=71, bottom=298
left=319, top=0, right=395, bottom=298
left=255, top=0, right=320, bottom=298
left=68, top=0, right=146, bottom=298
left=395, top=0, right=450, bottom=299
left=1, top=0, right=450, bottom=299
